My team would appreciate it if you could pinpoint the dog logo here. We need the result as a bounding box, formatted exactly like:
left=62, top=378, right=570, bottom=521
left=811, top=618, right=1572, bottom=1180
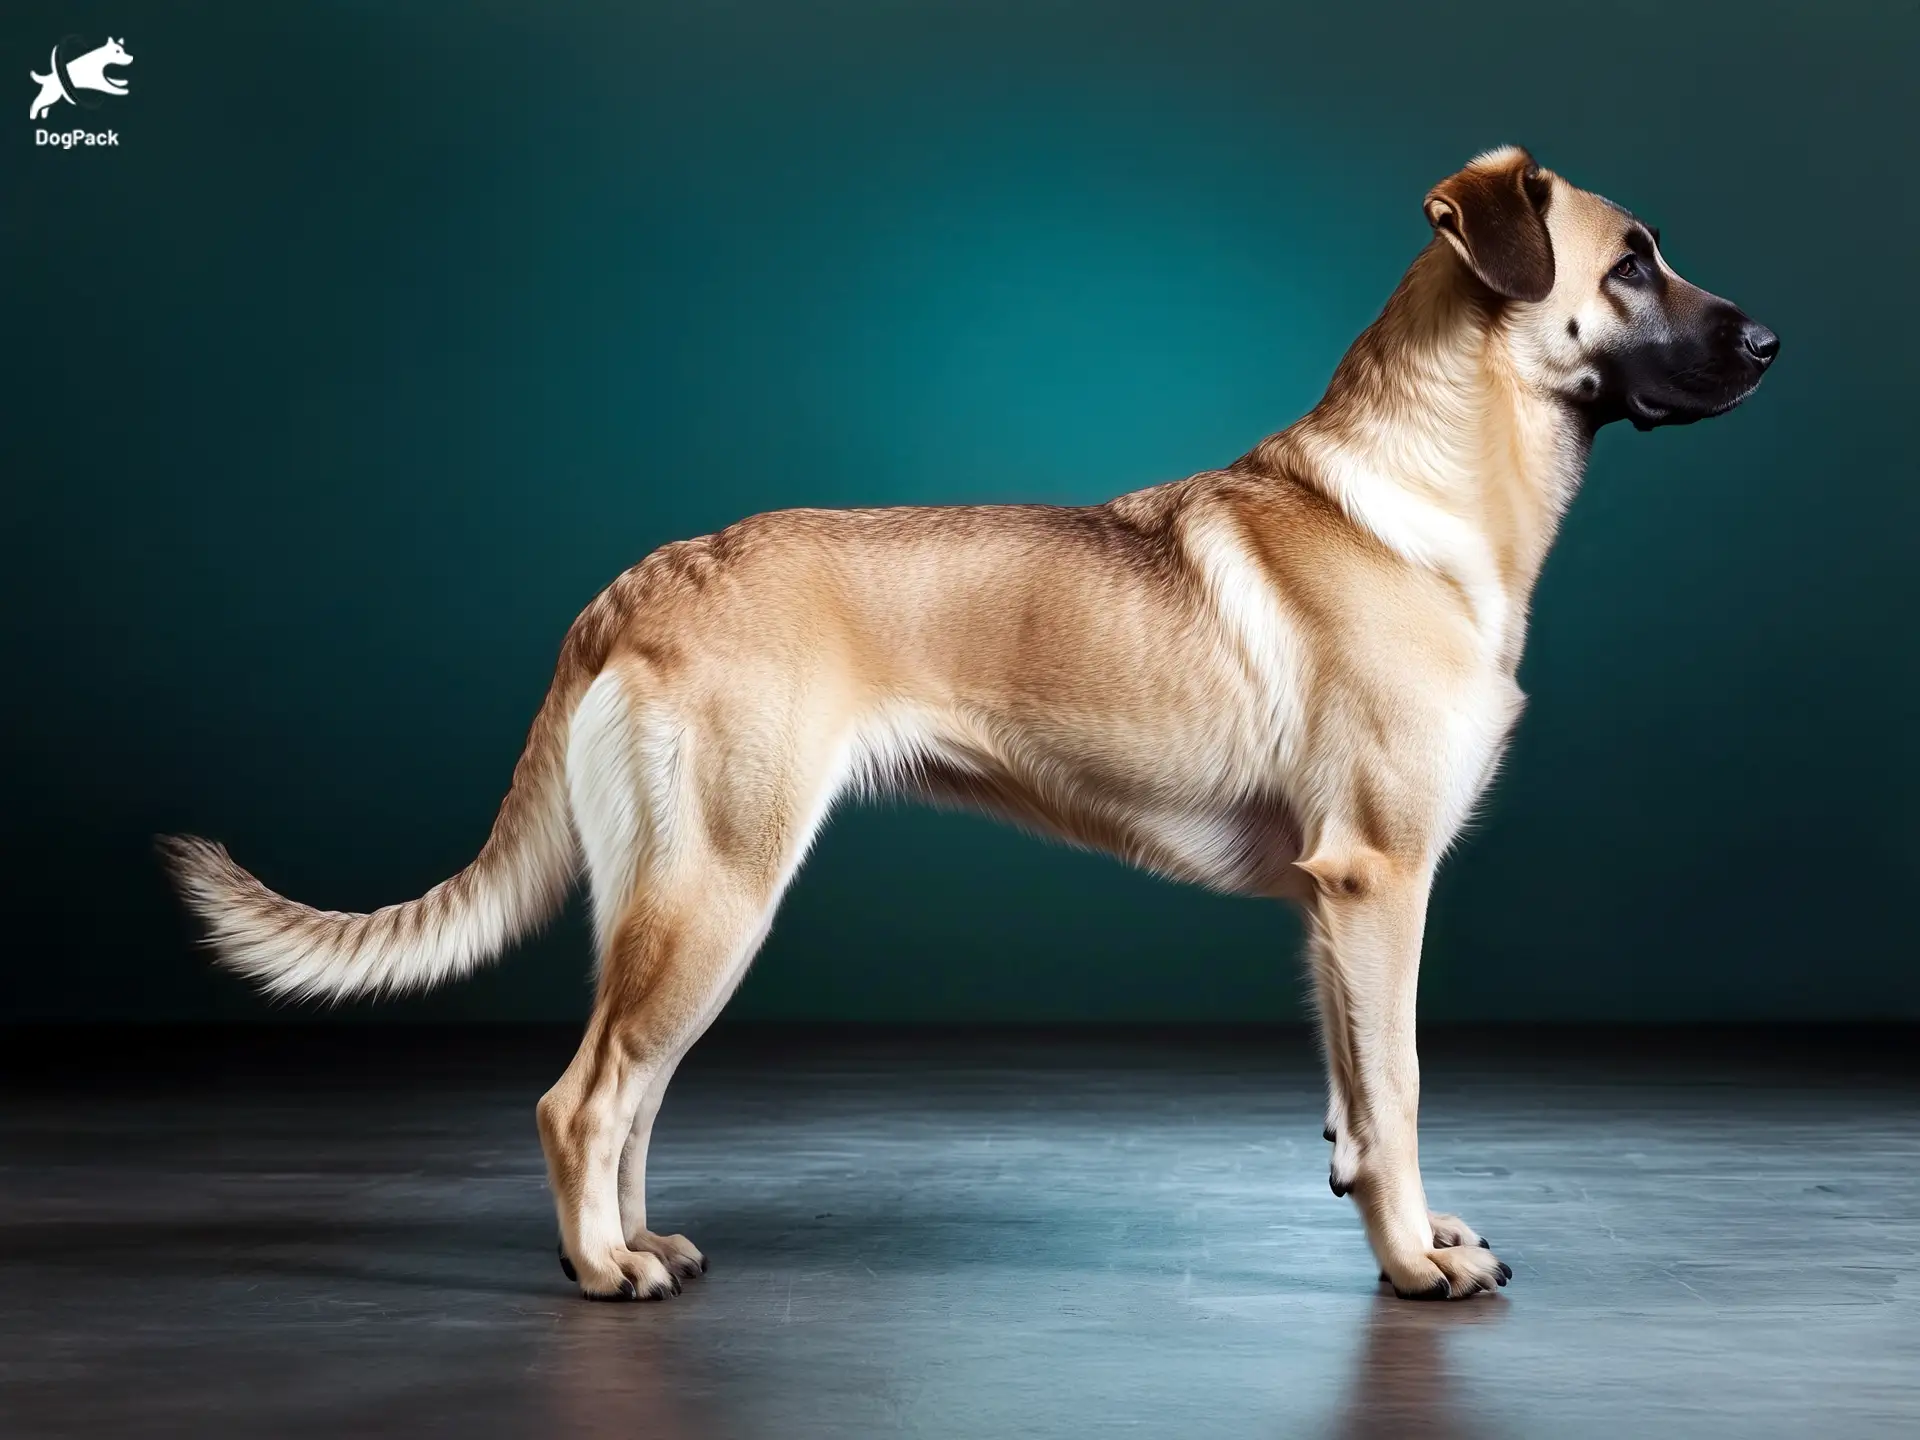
left=29, top=35, right=132, bottom=120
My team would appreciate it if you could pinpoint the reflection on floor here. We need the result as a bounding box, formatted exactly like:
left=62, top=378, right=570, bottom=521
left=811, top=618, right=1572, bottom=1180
left=2, top=1026, right=1916, bottom=1438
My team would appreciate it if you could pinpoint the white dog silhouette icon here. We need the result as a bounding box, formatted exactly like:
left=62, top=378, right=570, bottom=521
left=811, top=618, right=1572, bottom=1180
left=29, top=36, right=132, bottom=121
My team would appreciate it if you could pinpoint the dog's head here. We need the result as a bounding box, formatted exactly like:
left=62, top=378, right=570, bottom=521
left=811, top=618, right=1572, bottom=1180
left=100, top=37, right=133, bottom=67
left=1424, top=146, right=1777, bottom=431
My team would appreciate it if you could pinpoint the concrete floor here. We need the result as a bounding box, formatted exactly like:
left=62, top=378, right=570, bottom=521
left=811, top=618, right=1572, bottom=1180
left=2, top=1026, right=1916, bottom=1438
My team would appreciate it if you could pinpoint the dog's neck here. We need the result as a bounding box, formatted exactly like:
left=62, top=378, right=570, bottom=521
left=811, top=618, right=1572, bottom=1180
left=1247, top=244, right=1589, bottom=662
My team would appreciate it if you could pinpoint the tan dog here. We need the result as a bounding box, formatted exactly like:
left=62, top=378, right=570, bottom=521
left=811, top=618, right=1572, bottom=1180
left=163, top=147, right=1777, bottom=1302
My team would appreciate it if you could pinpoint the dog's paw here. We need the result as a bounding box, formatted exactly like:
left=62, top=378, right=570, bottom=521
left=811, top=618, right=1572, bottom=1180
left=564, top=1244, right=681, bottom=1302
left=1428, top=1211, right=1490, bottom=1250
left=628, top=1229, right=707, bottom=1281
left=1382, top=1244, right=1511, bottom=1301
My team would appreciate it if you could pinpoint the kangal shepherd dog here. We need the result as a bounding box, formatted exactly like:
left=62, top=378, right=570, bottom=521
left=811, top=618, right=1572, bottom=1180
left=165, top=148, right=1778, bottom=1302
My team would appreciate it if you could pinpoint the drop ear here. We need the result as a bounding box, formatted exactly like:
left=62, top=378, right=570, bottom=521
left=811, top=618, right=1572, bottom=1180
left=1423, top=146, right=1556, bottom=304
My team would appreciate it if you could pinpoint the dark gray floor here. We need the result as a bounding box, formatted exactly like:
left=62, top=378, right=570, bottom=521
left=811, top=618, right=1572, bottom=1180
left=2, top=1027, right=1917, bottom=1438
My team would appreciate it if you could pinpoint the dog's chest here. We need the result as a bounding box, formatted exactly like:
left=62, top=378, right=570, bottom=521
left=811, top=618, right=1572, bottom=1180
left=1130, top=792, right=1308, bottom=898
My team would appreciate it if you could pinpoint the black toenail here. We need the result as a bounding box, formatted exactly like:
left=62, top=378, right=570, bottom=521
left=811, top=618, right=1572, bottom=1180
left=618, top=1277, right=638, bottom=1300
left=558, top=1245, right=577, bottom=1283
left=1398, top=1276, right=1451, bottom=1301
left=1323, top=1126, right=1336, bottom=1142
left=1496, top=1272, right=1507, bottom=1286
left=1479, top=1237, right=1491, bottom=1249
left=1497, top=1261, right=1513, bottom=1281
left=1330, top=1174, right=1349, bottom=1198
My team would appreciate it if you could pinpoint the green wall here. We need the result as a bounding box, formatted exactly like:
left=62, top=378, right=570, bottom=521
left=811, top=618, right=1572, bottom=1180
left=4, top=0, right=1914, bottom=1023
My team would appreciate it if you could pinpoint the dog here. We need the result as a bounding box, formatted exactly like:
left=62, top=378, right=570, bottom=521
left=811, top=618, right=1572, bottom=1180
left=162, top=147, right=1777, bottom=1302
left=29, top=37, right=131, bottom=121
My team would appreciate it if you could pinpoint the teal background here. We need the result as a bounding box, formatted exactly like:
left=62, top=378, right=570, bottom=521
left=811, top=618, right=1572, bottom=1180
left=3, top=1, right=1914, bottom=1023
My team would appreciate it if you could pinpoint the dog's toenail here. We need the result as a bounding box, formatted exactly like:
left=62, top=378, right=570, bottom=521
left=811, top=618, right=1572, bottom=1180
left=618, top=1277, right=638, bottom=1300
left=1323, top=1126, right=1336, bottom=1142
left=1479, top=1237, right=1491, bottom=1249
left=1330, top=1174, right=1349, bottom=1198
left=1497, top=1261, right=1513, bottom=1281
left=557, top=1244, right=577, bottom=1282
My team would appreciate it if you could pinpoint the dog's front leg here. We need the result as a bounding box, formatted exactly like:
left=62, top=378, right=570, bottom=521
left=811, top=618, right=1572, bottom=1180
left=1305, top=928, right=1361, bottom=1187
left=1305, top=848, right=1510, bottom=1299
left=1310, top=928, right=1487, bottom=1253
left=1305, top=929, right=1367, bottom=1190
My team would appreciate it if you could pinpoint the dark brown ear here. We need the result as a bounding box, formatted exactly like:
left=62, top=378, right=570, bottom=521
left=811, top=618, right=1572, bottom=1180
left=1423, top=147, right=1556, bottom=303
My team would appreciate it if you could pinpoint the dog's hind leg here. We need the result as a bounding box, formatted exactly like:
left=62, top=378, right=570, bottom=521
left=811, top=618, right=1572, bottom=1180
left=29, top=72, right=59, bottom=121
left=540, top=666, right=849, bottom=1299
left=541, top=867, right=781, bottom=1299
left=611, top=884, right=785, bottom=1284
left=613, top=1056, right=711, bottom=1282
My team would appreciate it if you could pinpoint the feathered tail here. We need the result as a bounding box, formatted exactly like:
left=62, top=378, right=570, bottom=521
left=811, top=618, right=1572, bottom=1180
left=159, top=643, right=600, bottom=1003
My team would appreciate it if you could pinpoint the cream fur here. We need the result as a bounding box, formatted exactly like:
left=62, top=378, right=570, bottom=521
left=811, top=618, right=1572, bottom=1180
left=161, top=150, right=1771, bottom=1305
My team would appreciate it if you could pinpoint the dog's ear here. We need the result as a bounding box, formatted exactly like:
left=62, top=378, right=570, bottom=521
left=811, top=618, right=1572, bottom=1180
left=1423, top=147, right=1555, bottom=304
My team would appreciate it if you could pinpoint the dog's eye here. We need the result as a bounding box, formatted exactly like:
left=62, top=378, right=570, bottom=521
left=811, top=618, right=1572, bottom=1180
left=1609, top=255, right=1642, bottom=283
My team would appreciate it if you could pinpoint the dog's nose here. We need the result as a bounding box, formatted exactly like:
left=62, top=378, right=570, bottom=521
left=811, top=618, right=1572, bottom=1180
left=1740, top=320, right=1780, bottom=367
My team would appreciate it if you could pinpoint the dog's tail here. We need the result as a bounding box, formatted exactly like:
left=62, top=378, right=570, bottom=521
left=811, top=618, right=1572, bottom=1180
left=159, top=618, right=612, bottom=1003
